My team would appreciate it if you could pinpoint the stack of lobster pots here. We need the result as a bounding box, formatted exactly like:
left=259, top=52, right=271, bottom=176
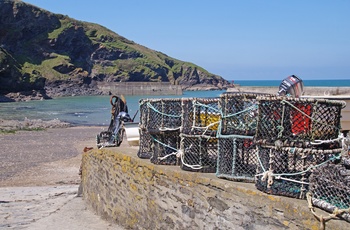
left=216, top=92, right=264, bottom=182
left=308, top=149, right=350, bottom=222
left=137, top=98, right=182, bottom=165
left=179, top=97, right=221, bottom=173
left=136, top=92, right=350, bottom=222
left=253, top=95, right=345, bottom=199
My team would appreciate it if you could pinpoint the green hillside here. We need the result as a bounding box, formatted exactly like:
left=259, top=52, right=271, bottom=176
left=0, top=0, right=231, bottom=97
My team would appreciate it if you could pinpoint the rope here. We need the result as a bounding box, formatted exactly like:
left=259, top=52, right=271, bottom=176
left=255, top=146, right=266, bottom=172
left=193, top=100, right=221, bottom=113
left=306, top=192, right=350, bottom=230
left=158, top=127, right=181, bottom=132
left=151, top=135, right=179, bottom=161
left=311, top=101, right=318, bottom=141
left=221, top=104, right=258, bottom=118
left=276, top=125, right=284, bottom=138
left=273, top=155, right=339, bottom=177
left=274, top=176, right=309, bottom=185
left=191, top=100, right=220, bottom=126
left=310, top=137, right=343, bottom=145
left=278, top=100, right=286, bottom=138
left=281, top=99, right=341, bottom=131
left=220, top=104, right=258, bottom=132
left=191, top=121, right=220, bottom=135
left=177, top=149, right=203, bottom=170
left=157, top=151, right=178, bottom=161
left=255, top=147, right=341, bottom=186
left=145, top=101, right=181, bottom=118
left=216, top=121, right=254, bottom=139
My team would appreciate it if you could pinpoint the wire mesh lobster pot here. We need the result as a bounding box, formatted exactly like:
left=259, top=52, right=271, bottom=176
left=179, top=133, right=218, bottom=173
left=309, top=158, right=350, bottom=222
left=216, top=135, right=257, bottom=182
left=220, top=92, right=263, bottom=136
left=255, top=145, right=341, bottom=199
left=137, top=128, right=153, bottom=159
left=255, top=96, right=345, bottom=148
left=181, top=97, right=221, bottom=137
left=137, top=100, right=153, bottom=159
left=150, top=130, right=181, bottom=165
left=139, top=98, right=182, bottom=134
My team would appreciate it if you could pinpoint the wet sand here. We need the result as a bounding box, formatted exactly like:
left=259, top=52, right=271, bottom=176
left=0, top=126, right=124, bottom=230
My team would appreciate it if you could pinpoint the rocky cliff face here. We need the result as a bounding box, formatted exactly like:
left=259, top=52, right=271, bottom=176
left=0, top=0, right=232, bottom=101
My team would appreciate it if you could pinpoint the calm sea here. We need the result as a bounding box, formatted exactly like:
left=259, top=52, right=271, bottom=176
left=0, top=79, right=348, bottom=126
left=0, top=90, right=225, bottom=126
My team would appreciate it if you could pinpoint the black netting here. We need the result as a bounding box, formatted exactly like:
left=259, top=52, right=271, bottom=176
left=309, top=159, right=350, bottom=222
left=182, top=98, right=220, bottom=137
left=216, top=136, right=257, bottom=182
left=150, top=131, right=180, bottom=165
left=220, top=93, right=264, bottom=136
left=135, top=94, right=348, bottom=211
left=137, top=128, right=153, bottom=159
left=139, top=98, right=182, bottom=134
left=180, top=134, right=218, bottom=173
left=255, top=96, right=345, bottom=148
left=255, top=145, right=341, bottom=199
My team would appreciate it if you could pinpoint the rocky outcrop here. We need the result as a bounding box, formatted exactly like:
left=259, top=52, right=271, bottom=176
left=0, top=118, right=70, bottom=132
left=0, top=0, right=232, bottom=101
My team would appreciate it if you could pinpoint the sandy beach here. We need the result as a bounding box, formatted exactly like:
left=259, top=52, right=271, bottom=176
left=0, top=126, right=124, bottom=229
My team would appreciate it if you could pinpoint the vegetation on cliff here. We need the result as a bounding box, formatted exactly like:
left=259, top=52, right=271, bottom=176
left=0, top=0, right=231, bottom=100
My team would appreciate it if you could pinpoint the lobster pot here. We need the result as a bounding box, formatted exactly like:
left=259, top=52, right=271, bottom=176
left=309, top=159, right=350, bottom=222
left=255, top=145, right=341, bottom=199
left=139, top=98, right=182, bottom=134
left=220, top=92, right=262, bottom=136
left=181, top=97, right=221, bottom=137
left=216, top=135, right=257, bottom=183
left=150, top=130, right=180, bottom=165
left=255, top=96, right=345, bottom=148
left=137, top=128, right=153, bottom=159
left=179, top=133, right=218, bottom=173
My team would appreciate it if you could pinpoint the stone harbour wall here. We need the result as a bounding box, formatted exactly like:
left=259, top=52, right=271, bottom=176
left=81, top=149, right=349, bottom=230
left=228, top=86, right=350, bottom=96
left=98, top=82, right=183, bottom=95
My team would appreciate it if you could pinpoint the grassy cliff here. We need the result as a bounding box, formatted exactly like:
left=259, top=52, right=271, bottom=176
left=0, top=0, right=231, bottom=97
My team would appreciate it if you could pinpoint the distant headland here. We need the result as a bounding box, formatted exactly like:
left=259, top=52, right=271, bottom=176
left=0, top=0, right=232, bottom=102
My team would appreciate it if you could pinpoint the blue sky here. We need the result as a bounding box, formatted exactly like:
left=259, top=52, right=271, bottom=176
left=23, top=0, right=350, bottom=81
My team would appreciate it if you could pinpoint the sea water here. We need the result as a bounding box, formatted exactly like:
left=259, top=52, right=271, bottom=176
left=0, top=79, right=348, bottom=126
left=0, top=90, right=226, bottom=126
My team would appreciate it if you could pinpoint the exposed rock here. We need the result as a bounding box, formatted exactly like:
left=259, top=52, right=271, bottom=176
left=1, top=90, right=51, bottom=102
left=0, top=118, right=71, bottom=131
